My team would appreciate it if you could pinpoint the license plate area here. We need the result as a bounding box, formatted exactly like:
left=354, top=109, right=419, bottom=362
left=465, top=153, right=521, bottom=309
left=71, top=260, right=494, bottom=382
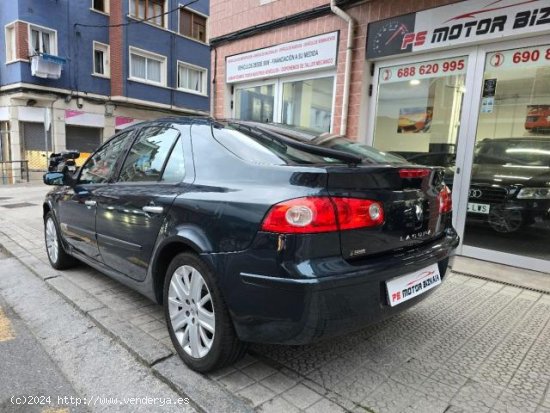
left=467, top=202, right=490, bottom=214
left=386, top=263, right=441, bottom=307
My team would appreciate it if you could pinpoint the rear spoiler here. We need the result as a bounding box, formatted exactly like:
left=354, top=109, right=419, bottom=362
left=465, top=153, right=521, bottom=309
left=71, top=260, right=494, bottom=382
left=227, top=122, right=363, bottom=166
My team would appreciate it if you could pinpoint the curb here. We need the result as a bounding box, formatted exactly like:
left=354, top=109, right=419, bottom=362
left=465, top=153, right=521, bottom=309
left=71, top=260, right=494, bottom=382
left=0, top=230, right=253, bottom=413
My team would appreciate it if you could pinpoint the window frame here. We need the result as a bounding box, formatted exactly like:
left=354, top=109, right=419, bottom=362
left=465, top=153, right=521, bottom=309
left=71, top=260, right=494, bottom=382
left=92, top=41, right=110, bottom=78
left=128, top=46, right=167, bottom=87
left=231, top=70, right=336, bottom=132
left=91, top=0, right=110, bottom=14
left=77, top=129, right=137, bottom=185
left=178, top=6, right=208, bottom=43
left=4, top=23, right=16, bottom=63
left=114, top=125, right=183, bottom=184
left=177, top=61, right=208, bottom=96
left=129, top=0, right=168, bottom=28
left=28, top=24, right=57, bottom=57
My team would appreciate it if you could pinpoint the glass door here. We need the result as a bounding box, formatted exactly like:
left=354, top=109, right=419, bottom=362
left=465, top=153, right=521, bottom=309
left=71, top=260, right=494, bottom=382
left=370, top=53, right=480, bottom=232
left=461, top=43, right=550, bottom=272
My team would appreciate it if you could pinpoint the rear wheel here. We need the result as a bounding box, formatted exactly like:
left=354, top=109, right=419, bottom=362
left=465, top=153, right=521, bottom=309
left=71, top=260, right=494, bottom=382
left=44, top=212, right=77, bottom=270
left=163, top=252, right=247, bottom=372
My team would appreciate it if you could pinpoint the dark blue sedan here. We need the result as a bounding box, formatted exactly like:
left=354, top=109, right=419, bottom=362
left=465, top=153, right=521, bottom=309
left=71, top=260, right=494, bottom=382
left=43, top=117, right=458, bottom=372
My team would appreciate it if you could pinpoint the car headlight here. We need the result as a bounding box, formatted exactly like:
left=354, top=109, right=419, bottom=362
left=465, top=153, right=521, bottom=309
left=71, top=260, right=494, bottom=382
left=517, top=187, right=550, bottom=199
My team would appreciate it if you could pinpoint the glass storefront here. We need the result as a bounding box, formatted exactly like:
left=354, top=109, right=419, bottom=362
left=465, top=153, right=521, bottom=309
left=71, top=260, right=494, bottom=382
left=372, top=57, right=467, bottom=167
left=463, top=44, right=550, bottom=261
left=282, top=77, right=334, bottom=133
left=234, top=84, right=275, bottom=123
left=234, top=74, right=335, bottom=134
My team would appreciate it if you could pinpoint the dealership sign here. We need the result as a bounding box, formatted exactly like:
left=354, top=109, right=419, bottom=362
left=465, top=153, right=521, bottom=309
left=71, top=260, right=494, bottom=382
left=367, top=0, right=550, bottom=59
left=226, top=32, right=338, bottom=83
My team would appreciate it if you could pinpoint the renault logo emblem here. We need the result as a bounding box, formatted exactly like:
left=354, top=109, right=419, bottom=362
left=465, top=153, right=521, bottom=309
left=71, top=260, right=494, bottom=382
left=415, top=204, right=423, bottom=221
left=469, top=189, right=483, bottom=198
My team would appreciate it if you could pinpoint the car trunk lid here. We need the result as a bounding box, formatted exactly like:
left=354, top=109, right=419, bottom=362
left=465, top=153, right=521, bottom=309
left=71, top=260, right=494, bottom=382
left=326, top=165, right=447, bottom=259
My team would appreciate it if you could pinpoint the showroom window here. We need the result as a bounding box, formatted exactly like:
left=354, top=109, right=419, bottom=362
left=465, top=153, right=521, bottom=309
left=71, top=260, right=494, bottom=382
left=462, top=44, right=550, bottom=262
left=372, top=57, right=468, bottom=167
left=234, top=73, right=335, bottom=133
left=235, top=84, right=275, bottom=123
left=282, top=77, right=334, bottom=133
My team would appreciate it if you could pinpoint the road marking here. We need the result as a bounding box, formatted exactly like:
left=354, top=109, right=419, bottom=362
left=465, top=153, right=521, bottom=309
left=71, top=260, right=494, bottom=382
left=0, top=308, right=15, bottom=342
left=42, top=408, right=70, bottom=413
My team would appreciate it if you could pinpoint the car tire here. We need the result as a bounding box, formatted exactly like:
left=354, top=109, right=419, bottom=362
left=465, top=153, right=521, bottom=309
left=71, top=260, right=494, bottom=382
left=44, top=212, right=77, bottom=270
left=164, top=252, right=247, bottom=372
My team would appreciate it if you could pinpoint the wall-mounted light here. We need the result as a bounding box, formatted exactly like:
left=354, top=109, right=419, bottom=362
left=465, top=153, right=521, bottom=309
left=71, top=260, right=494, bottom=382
left=409, top=79, right=420, bottom=86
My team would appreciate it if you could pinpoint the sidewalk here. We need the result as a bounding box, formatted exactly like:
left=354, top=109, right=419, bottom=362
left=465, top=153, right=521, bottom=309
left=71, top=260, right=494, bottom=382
left=1, top=184, right=549, bottom=413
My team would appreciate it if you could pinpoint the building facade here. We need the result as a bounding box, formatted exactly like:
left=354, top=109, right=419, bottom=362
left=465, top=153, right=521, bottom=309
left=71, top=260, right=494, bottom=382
left=0, top=0, right=210, bottom=180
left=210, top=0, right=550, bottom=273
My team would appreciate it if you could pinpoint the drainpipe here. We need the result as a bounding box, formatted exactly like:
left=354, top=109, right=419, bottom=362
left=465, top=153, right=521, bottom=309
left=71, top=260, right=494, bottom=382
left=330, top=0, right=354, bottom=136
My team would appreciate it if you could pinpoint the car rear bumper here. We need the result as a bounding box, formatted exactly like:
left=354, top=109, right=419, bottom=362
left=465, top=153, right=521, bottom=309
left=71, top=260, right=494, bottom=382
left=204, top=229, right=459, bottom=345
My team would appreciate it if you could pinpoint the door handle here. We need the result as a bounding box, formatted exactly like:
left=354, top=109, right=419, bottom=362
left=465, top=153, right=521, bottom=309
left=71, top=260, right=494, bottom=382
left=84, top=200, right=97, bottom=208
left=142, top=206, right=164, bottom=214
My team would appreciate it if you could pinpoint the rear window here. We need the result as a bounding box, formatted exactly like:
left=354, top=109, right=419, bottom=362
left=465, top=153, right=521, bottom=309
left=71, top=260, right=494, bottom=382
left=212, top=124, right=343, bottom=165
left=323, top=137, right=407, bottom=165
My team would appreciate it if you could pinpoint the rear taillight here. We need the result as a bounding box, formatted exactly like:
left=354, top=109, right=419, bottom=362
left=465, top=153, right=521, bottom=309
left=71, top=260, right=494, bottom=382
left=260, top=197, right=384, bottom=234
left=332, top=198, right=385, bottom=230
left=260, top=197, right=338, bottom=233
left=439, top=185, right=452, bottom=213
left=399, top=169, right=431, bottom=179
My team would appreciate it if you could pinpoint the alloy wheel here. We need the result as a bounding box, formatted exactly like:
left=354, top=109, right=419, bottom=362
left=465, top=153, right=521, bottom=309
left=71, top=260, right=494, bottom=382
left=168, top=265, right=215, bottom=359
left=45, top=217, right=59, bottom=264
left=488, top=207, right=523, bottom=233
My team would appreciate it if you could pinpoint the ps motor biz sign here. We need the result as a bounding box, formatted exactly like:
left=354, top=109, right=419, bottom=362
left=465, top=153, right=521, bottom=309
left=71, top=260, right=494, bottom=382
left=226, top=32, right=339, bottom=83
left=367, top=0, right=550, bottom=59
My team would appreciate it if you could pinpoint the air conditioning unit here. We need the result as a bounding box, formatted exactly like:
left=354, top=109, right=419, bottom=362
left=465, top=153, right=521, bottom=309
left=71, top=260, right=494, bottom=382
left=30, top=54, right=66, bottom=79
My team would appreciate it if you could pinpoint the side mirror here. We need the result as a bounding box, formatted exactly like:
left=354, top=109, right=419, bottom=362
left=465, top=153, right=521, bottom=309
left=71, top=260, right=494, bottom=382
left=43, top=172, right=66, bottom=186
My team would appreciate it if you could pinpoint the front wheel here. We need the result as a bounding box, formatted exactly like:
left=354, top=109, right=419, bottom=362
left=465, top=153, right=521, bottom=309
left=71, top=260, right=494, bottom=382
left=44, top=212, right=77, bottom=270
left=163, top=252, right=247, bottom=372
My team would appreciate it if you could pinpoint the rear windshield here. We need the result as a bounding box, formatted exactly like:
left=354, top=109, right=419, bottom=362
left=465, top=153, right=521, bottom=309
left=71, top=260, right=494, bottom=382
left=212, top=124, right=343, bottom=165
left=322, top=137, right=407, bottom=165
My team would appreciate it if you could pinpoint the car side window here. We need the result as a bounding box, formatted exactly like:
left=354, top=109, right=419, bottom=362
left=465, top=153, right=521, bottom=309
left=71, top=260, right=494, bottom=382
left=161, top=137, right=185, bottom=182
left=78, top=131, right=133, bottom=185
left=118, top=126, right=180, bottom=183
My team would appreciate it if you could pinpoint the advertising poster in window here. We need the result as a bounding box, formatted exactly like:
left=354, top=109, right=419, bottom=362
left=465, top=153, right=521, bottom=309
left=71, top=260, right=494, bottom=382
left=397, top=107, right=433, bottom=133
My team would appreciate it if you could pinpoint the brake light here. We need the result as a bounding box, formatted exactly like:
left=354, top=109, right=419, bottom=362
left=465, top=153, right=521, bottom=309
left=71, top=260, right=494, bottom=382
left=332, top=198, right=385, bottom=230
left=439, top=185, right=452, bottom=213
left=399, top=169, right=431, bottom=179
left=261, top=197, right=338, bottom=233
left=261, top=197, right=384, bottom=234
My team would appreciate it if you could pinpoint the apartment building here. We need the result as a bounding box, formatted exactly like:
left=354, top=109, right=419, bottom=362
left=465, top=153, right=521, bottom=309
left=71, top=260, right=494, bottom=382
left=0, top=0, right=210, bottom=179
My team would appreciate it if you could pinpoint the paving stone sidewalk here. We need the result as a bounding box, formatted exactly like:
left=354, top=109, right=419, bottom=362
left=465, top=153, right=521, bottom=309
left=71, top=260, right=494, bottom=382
left=1, top=186, right=550, bottom=413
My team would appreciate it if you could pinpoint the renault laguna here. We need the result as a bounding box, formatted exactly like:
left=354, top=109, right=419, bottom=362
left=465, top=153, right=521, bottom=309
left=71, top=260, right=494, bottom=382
left=43, top=117, right=459, bottom=372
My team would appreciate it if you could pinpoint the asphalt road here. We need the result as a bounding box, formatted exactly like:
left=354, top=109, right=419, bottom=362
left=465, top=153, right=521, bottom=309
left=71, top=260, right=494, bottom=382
left=0, top=251, right=196, bottom=413
left=0, top=294, right=87, bottom=413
